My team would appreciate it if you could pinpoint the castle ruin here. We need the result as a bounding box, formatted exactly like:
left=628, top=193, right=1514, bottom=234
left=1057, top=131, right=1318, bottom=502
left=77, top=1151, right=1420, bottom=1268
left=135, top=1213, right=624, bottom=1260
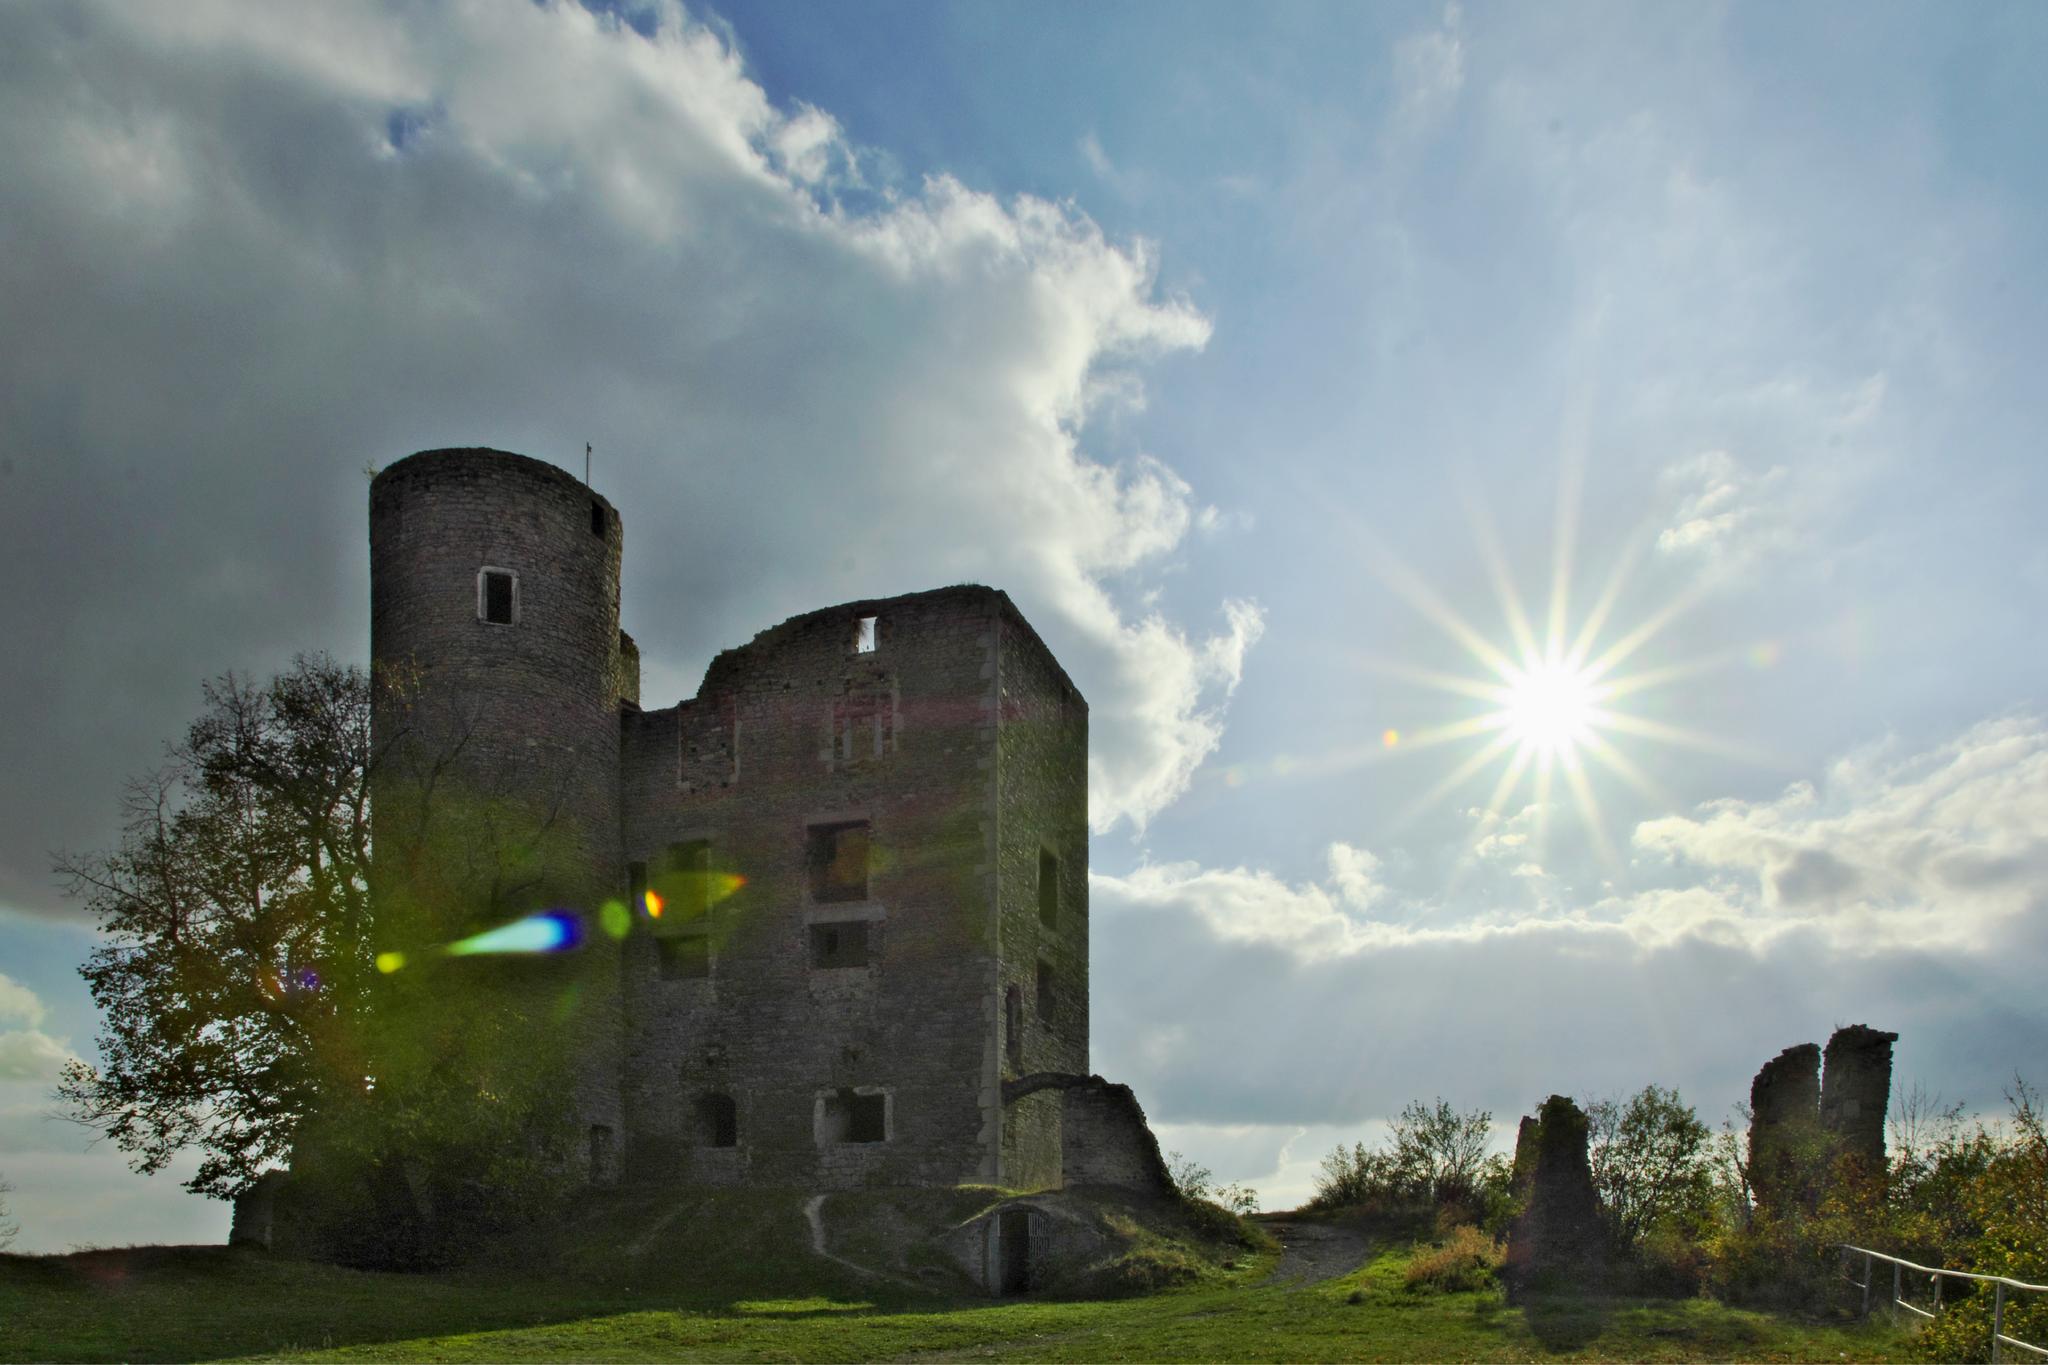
left=364, top=446, right=1114, bottom=1193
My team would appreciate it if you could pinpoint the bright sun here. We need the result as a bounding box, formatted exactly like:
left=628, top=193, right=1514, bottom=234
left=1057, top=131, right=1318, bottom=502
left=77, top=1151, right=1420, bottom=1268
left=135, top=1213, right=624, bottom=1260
left=1499, top=657, right=1602, bottom=756
left=1353, top=482, right=1759, bottom=863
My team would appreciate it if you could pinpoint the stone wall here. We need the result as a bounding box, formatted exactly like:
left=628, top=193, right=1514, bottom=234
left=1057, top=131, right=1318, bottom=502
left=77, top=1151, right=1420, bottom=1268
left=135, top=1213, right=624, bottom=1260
left=993, top=599, right=1090, bottom=1190
left=1820, top=1025, right=1897, bottom=1173
left=1002, top=1073, right=1175, bottom=1197
left=1502, top=1095, right=1607, bottom=1300
left=368, top=447, right=627, bottom=1164
left=617, top=587, right=1038, bottom=1189
left=1748, top=1043, right=1822, bottom=1215
left=1745, top=1026, right=1898, bottom=1214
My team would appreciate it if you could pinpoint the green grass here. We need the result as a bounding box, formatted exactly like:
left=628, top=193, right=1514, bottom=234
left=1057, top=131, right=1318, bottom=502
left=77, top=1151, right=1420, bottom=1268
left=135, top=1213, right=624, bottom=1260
left=0, top=1234, right=1916, bottom=1362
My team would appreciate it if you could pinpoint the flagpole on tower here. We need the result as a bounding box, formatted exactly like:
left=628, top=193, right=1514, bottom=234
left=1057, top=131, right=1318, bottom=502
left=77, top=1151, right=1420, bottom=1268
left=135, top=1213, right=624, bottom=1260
left=585, top=442, right=592, bottom=485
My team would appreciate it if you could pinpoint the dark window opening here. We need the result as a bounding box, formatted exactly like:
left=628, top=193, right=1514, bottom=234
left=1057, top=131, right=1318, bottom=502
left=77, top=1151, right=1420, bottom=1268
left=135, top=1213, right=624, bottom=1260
left=1038, top=848, right=1059, bottom=928
left=810, top=920, right=871, bottom=969
left=807, top=821, right=869, bottom=903
left=628, top=861, right=647, bottom=917
left=657, top=934, right=709, bottom=980
left=819, top=1088, right=887, bottom=1144
left=694, top=1093, right=737, bottom=1148
left=481, top=569, right=515, bottom=625
left=667, top=839, right=711, bottom=917
left=589, top=1124, right=614, bottom=1183
left=590, top=499, right=605, bottom=536
left=1036, top=960, right=1055, bottom=1022
left=854, top=615, right=878, bottom=653
left=1004, top=984, right=1023, bottom=1068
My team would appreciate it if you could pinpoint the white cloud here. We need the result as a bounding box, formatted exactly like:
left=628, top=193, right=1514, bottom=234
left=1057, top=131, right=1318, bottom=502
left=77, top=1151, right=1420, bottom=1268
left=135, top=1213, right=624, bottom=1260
left=0, top=973, right=46, bottom=1027
left=1655, top=449, right=1786, bottom=560
left=0, top=974, right=72, bottom=1080
left=0, top=1029, right=75, bottom=1081
left=1092, top=715, right=2048, bottom=1135
left=1631, top=714, right=2048, bottom=952
left=1392, top=4, right=1466, bottom=133
left=0, top=0, right=1258, bottom=897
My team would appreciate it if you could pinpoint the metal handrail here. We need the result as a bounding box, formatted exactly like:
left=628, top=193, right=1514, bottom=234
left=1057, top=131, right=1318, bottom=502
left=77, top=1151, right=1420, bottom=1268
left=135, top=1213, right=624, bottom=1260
left=1838, top=1244, right=2048, bottom=1363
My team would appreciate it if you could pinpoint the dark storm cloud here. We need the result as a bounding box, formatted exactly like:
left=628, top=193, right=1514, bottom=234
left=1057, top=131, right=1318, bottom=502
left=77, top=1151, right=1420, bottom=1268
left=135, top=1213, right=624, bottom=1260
left=0, top=0, right=1254, bottom=918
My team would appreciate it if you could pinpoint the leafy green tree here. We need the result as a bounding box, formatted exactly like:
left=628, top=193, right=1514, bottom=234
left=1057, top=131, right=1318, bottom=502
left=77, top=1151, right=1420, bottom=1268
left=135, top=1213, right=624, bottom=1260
left=53, top=656, right=587, bottom=1243
left=1587, top=1085, right=1718, bottom=1249
left=55, top=658, right=378, bottom=1199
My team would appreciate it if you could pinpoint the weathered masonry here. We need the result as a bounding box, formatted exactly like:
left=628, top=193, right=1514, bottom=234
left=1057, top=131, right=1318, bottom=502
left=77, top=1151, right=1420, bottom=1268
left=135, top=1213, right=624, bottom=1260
left=366, top=447, right=1095, bottom=1190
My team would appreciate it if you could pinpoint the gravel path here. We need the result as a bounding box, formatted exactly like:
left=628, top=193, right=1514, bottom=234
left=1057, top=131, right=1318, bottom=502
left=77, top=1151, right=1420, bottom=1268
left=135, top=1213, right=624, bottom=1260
left=1255, top=1219, right=1374, bottom=1287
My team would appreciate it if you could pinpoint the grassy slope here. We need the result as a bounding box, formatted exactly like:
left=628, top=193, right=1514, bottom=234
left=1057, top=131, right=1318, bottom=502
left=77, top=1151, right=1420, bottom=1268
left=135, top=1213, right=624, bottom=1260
left=0, top=1234, right=1913, bottom=1363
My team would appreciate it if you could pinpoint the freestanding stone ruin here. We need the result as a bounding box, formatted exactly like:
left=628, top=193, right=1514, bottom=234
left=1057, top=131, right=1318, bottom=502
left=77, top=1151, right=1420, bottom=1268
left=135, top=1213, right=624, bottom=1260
left=1502, top=1095, right=1609, bottom=1299
left=1748, top=1042, right=1823, bottom=1215
left=1745, top=1025, right=1897, bottom=1216
left=1819, top=1024, right=1898, bottom=1175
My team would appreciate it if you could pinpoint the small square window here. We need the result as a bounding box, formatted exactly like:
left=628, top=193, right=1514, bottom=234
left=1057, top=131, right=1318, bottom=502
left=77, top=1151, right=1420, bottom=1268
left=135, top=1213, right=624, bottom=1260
left=819, top=1088, right=888, bottom=1144
left=658, top=934, right=709, bottom=980
left=854, top=615, right=878, bottom=653
left=1038, top=848, right=1060, bottom=928
left=478, top=568, right=517, bottom=625
left=807, top=821, right=869, bottom=903
left=809, top=920, right=871, bottom=969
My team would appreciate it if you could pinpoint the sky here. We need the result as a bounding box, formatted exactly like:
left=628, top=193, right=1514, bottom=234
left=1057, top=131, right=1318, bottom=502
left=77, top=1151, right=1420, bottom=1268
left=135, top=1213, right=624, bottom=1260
left=2, top=0, right=2046, bottom=1252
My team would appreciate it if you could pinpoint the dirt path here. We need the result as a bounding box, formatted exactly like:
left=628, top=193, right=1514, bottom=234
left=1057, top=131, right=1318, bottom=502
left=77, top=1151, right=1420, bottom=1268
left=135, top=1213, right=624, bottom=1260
left=1255, top=1219, right=1374, bottom=1287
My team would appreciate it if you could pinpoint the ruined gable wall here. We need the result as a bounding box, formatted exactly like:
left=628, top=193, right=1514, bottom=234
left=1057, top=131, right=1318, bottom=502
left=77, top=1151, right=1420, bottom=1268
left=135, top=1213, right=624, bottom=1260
left=616, top=587, right=1006, bottom=1187
left=993, top=596, right=1090, bottom=1190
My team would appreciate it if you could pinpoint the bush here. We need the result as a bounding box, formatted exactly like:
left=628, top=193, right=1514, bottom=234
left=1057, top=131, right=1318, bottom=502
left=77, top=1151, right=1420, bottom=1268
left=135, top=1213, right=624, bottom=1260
left=1308, top=1098, right=1502, bottom=1227
left=1404, top=1225, right=1503, bottom=1294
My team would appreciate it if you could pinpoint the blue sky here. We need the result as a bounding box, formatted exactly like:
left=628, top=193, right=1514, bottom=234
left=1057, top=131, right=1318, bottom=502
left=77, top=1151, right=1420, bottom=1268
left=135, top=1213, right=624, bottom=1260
left=2, top=0, right=2046, bottom=1250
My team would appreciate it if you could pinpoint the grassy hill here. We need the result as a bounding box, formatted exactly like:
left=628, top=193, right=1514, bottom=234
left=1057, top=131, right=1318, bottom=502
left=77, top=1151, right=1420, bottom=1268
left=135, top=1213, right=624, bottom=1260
left=0, top=1197, right=1913, bottom=1362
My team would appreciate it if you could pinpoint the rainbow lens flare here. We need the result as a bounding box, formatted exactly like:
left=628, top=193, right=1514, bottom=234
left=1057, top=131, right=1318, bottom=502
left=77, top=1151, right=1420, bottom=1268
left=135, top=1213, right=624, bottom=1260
left=445, top=911, right=582, bottom=957
left=643, top=888, right=665, bottom=919
left=599, top=898, right=631, bottom=940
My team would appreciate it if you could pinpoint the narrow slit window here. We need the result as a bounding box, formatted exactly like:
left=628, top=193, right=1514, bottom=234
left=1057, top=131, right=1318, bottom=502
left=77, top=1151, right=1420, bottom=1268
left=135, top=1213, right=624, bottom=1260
left=854, top=615, right=878, bottom=653
left=628, top=861, right=648, bottom=919
left=1038, top=848, right=1060, bottom=928
left=479, top=568, right=516, bottom=625
left=590, top=499, right=605, bottom=536
left=1005, top=984, right=1023, bottom=1068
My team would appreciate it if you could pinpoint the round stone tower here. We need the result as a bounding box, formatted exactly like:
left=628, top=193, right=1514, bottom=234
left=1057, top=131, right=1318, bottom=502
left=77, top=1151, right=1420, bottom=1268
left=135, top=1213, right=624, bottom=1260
left=368, top=446, right=628, bottom=1175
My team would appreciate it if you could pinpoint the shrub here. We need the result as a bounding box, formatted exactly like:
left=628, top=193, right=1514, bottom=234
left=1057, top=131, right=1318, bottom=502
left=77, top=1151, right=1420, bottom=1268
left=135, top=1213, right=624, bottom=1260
left=1308, top=1098, right=1500, bottom=1227
left=1404, top=1224, right=1503, bottom=1294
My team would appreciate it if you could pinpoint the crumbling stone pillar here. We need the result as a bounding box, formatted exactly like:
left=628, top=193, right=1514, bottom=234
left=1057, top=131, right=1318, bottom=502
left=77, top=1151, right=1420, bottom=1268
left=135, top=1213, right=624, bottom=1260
left=1820, top=1024, right=1897, bottom=1179
left=1502, top=1096, right=1608, bottom=1300
left=1748, top=1043, right=1821, bottom=1217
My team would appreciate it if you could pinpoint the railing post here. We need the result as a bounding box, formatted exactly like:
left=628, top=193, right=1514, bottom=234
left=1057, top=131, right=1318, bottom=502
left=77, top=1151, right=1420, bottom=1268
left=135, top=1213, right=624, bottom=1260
left=1993, top=1280, right=2005, bottom=1364
left=1893, top=1261, right=1903, bottom=1323
left=1863, top=1252, right=1873, bottom=1319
